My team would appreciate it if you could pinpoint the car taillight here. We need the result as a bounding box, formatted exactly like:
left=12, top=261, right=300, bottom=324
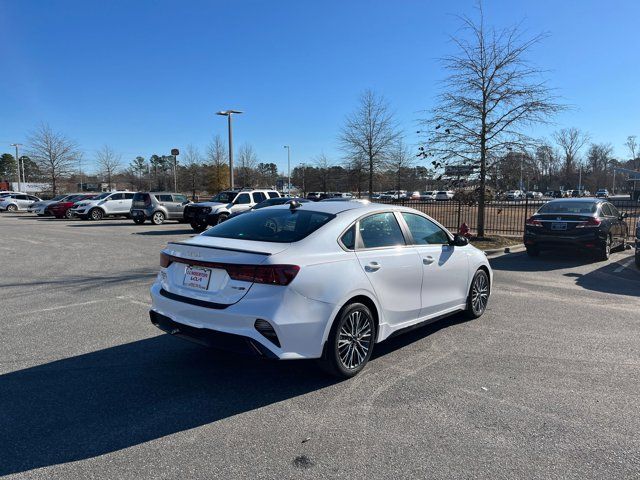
left=160, top=252, right=173, bottom=268
left=227, top=264, right=300, bottom=285
left=576, top=217, right=601, bottom=228
left=525, top=216, right=543, bottom=227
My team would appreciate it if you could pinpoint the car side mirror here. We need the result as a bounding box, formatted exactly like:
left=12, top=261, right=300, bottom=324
left=450, top=234, right=469, bottom=247
left=620, top=212, right=628, bottom=219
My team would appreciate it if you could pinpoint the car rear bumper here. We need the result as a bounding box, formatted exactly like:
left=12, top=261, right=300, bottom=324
left=149, top=281, right=334, bottom=360
left=524, top=230, right=605, bottom=250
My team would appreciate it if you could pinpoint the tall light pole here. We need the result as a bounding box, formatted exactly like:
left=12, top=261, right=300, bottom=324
left=217, top=110, right=243, bottom=190
left=10, top=143, right=22, bottom=191
left=78, top=157, right=83, bottom=191
left=171, top=149, right=179, bottom=192
left=283, top=145, right=291, bottom=196
left=300, top=162, right=306, bottom=196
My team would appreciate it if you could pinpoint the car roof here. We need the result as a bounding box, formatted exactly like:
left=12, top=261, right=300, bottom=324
left=546, top=197, right=604, bottom=203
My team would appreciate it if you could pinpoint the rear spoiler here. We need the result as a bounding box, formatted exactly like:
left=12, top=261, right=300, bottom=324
left=167, top=241, right=272, bottom=256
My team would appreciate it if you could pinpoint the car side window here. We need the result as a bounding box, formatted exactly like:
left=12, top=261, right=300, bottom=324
left=600, top=204, right=613, bottom=217
left=401, top=213, right=449, bottom=245
left=340, top=224, right=356, bottom=250
left=124, top=193, right=135, bottom=200
left=267, top=191, right=279, bottom=199
left=110, top=193, right=123, bottom=200
left=17, top=194, right=28, bottom=200
left=173, top=194, right=188, bottom=203
left=28, top=196, right=39, bottom=201
left=235, top=193, right=251, bottom=204
left=157, top=194, right=173, bottom=202
left=607, top=203, right=620, bottom=217
left=252, top=192, right=266, bottom=203
left=358, top=212, right=405, bottom=249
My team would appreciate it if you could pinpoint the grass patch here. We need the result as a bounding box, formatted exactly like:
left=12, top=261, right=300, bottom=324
left=469, top=235, right=522, bottom=251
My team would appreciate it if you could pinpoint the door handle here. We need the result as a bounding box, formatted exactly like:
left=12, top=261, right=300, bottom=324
left=423, top=256, right=435, bottom=265
left=364, top=262, right=381, bottom=272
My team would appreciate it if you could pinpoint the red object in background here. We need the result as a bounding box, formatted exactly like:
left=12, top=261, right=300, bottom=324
left=458, top=222, right=471, bottom=238
left=49, top=194, right=96, bottom=218
left=0, top=181, right=10, bottom=191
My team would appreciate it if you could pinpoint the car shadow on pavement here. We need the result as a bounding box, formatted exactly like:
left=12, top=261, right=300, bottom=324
left=0, top=335, right=337, bottom=476
left=571, top=255, right=640, bottom=297
left=133, top=228, right=196, bottom=236
left=489, top=250, right=601, bottom=272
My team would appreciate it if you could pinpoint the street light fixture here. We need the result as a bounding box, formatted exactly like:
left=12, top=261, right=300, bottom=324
left=283, top=145, right=291, bottom=196
left=10, top=143, right=23, bottom=192
left=216, top=110, right=243, bottom=190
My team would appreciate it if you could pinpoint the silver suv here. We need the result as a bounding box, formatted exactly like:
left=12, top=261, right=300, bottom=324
left=130, top=192, right=191, bottom=225
left=71, top=191, right=135, bottom=220
left=184, top=188, right=280, bottom=232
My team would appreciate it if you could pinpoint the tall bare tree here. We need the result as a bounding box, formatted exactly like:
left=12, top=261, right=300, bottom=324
left=96, top=145, right=121, bottom=191
left=625, top=135, right=638, bottom=170
left=554, top=127, right=589, bottom=183
left=236, top=143, right=258, bottom=188
left=206, top=135, right=229, bottom=193
left=386, top=138, right=414, bottom=192
left=340, top=89, right=400, bottom=197
left=182, top=144, right=203, bottom=199
left=314, top=153, right=333, bottom=193
left=27, top=123, right=81, bottom=194
left=419, top=7, right=565, bottom=236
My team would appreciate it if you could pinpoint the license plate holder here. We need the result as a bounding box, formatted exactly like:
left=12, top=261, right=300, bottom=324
left=551, top=222, right=567, bottom=231
left=183, top=266, right=212, bottom=291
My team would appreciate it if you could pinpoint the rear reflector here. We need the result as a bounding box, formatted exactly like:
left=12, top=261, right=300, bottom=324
left=159, top=252, right=299, bottom=286
left=254, top=319, right=281, bottom=347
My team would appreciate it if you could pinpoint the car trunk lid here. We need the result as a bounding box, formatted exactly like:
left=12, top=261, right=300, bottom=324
left=161, top=238, right=291, bottom=306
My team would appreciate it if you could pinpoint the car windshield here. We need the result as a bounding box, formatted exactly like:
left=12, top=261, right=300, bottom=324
left=204, top=208, right=335, bottom=243
left=209, top=191, right=236, bottom=203
left=538, top=201, right=597, bottom=214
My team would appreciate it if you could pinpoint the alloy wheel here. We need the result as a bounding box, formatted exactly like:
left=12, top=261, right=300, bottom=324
left=337, top=309, right=373, bottom=370
left=471, top=272, right=489, bottom=315
left=152, top=212, right=165, bottom=225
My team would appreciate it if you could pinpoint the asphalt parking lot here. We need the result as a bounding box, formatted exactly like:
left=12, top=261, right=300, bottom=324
left=1, top=214, right=639, bottom=479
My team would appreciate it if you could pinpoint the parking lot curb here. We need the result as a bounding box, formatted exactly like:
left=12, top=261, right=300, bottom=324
left=484, top=244, right=525, bottom=258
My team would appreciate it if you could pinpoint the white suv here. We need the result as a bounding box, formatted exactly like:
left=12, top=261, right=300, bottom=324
left=72, top=191, right=135, bottom=220
left=184, top=189, right=280, bottom=232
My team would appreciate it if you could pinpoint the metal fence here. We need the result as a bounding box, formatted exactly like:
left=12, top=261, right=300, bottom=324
left=375, top=198, right=640, bottom=238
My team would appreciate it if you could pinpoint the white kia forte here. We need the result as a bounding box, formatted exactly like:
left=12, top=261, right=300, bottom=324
left=149, top=201, right=492, bottom=377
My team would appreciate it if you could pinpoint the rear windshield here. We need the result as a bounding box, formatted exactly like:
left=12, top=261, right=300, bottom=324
left=538, top=201, right=597, bottom=214
left=133, top=193, right=150, bottom=202
left=203, top=208, right=335, bottom=243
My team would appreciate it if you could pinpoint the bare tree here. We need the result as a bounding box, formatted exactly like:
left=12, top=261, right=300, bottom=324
left=27, top=123, right=81, bottom=194
left=314, top=153, right=333, bottom=193
left=340, top=89, right=400, bottom=197
left=182, top=144, right=203, bottom=199
left=206, top=135, right=229, bottom=193
left=419, top=6, right=565, bottom=236
left=236, top=143, right=258, bottom=188
left=386, top=138, right=414, bottom=192
left=554, top=127, right=589, bottom=183
left=625, top=135, right=638, bottom=170
left=96, top=145, right=121, bottom=191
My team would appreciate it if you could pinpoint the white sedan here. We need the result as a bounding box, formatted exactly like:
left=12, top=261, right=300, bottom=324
left=150, top=201, right=492, bottom=377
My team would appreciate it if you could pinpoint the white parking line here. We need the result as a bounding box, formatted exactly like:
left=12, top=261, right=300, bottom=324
left=614, top=259, right=635, bottom=273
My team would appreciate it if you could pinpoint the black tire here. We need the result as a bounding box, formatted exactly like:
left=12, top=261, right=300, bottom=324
left=6, top=204, right=17, bottom=212
left=318, top=302, right=375, bottom=379
left=597, top=235, right=611, bottom=261
left=465, top=269, right=490, bottom=319
left=89, top=208, right=103, bottom=221
left=526, top=247, right=540, bottom=257
left=190, top=221, right=207, bottom=233
left=65, top=209, right=74, bottom=219
left=151, top=211, right=165, bottom=225
left=216, top=213, right=229, bottom=225
left=133, top=217, right=145, bottom=225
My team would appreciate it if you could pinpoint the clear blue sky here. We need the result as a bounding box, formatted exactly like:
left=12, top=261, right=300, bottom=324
left=1, top=0, right=639, bottom=174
